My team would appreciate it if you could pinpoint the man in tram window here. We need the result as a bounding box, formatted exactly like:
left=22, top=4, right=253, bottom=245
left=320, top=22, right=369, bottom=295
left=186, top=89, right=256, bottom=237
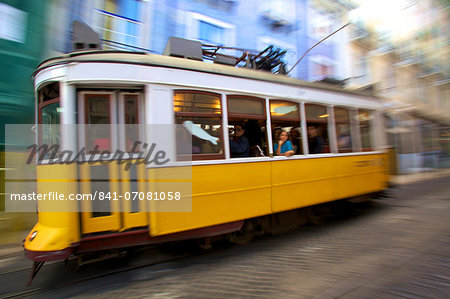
left=230, top=122, right=250, bottom=158
left=307, top=124, right=324, bottom=154
left=290, top=127, right=301, bottom=155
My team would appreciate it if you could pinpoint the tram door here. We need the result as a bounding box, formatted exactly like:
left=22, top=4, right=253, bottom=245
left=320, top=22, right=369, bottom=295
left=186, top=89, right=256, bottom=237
left=78, top=92, right=148, bottom=234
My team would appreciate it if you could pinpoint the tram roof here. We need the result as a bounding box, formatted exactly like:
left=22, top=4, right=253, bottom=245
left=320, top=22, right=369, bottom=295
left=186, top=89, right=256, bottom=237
left=36, top=50, right=376, bottom=98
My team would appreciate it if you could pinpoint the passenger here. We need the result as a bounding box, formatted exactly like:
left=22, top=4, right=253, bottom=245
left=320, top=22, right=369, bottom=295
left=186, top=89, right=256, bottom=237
left=230, top=123, right=250, bottom=158
left=245, top=119, right=263, bottom=148
left=290, top=127, right=301, bottom=155
left=272, top=127, right=282, bottom=144
left=274, top=130, right=294, bottom=157
left=307, top=125, right=324, bottom=154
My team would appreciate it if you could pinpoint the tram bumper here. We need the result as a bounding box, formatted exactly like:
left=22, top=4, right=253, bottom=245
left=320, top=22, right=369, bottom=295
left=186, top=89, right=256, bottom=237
left=24, top=223, right=77, bottom=261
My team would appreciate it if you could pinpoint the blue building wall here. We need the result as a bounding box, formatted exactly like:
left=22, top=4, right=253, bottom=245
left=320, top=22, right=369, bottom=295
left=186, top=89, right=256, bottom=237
left=294, top=0, right=309, bottom=80
left=62, top=0, right=343, bottom=82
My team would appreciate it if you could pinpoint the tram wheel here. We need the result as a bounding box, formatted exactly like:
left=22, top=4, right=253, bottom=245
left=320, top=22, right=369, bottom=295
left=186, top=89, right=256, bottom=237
left=226, top=231, right=253, bottom=245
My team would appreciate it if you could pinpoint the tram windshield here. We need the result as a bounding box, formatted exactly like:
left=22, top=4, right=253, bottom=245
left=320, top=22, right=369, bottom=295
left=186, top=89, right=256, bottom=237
left=38, top=82, right=61, bottom=159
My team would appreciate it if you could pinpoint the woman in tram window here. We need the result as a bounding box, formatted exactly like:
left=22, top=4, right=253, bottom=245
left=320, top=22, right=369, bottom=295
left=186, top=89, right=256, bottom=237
left=274, top=130, right=294, bottom=157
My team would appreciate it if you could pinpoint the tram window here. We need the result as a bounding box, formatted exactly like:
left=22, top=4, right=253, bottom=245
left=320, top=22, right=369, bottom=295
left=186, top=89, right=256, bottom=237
left=334, top=107, right=352, bottom=153
left=228, top=96, right=265, bottom=115
left=85, top=94, right=111, bottom=153
left=305, top=104, right=330, bottom=154
left=174, top=91, right=224, bottom=160
left=228, top=96, right=267, bottom=157
left=38, top=83, right=61, bottom=159
left=39, top=100, right=61, bottom=159
left=270, top=100, right=302, bottom=155
left=124, top=94, right=139, bottom=152
left=174, top=91, right=221, bottom=114
left=358, top=109, right=373, bottom=151
left=38, top=82, right=59, bottom=104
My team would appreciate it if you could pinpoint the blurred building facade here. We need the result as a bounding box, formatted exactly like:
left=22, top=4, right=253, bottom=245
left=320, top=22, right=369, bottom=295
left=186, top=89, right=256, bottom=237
left=1, top=0, right=448, bottom=176
left=0, top=0, right=50, bottom=147
left=0, top=0, right=50, bottom=215
left=42, top=0, right=450, bottom=174
left=52, top=0, right=353, bottom=82
left=347, top=0, right=449, bottom=173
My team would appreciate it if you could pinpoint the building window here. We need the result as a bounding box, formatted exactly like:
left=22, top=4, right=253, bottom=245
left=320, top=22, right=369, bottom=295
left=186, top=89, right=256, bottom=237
left=262, top=0, right=296, bottom=26
left=174, top=91, right=224, bottom=160
left=353, top=54, right=369, bottom=85
left=97, top=0, right=142, bottom=49
left=199, top=21, right=224, bottom=44
left=186, top=12, right=235, bottom=47
left=308, top=8, right=337, bottom=41
left=314, top=63, right=334, bottom=78
left=309, top=55, right=336, bottom=81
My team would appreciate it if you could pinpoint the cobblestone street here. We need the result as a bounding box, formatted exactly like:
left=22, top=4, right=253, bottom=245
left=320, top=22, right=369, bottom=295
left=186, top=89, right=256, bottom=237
left=27, top=176, right=447, bottom=299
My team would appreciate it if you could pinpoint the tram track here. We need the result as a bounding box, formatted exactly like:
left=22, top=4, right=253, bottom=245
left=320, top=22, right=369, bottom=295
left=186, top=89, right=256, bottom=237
left=2, top=248, right=194, bottom=299
left=1, top=199, right=383, bottom=298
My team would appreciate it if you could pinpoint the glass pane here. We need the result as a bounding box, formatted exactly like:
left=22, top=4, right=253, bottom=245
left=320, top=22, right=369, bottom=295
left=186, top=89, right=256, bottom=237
left=305, top=104, right=328, bottom=121
left=306, top=104, right=329, bottom=154
left=124, top=95, right=139, bottom=152
left=176, top=116, right=223, bottom=156
left=271, top=124, right=303, bottom=155
left=199, top=21, right=224, bottom=44
left=358, top=110, right=373, bottom=150
left=40, top=102, right=61, bottom=159
left=227, top=120, right=268, bottom=158
left=129, top=164, right=139, bottom=213
left=228, top=97, right=265, bottom=116
left=174, top=92, right=221, bottom=114
left=335, top=107, right=352, bottom=152
left=90, top=165, right=111, bottom=217
left=270, top=101, right=300, bottom=120
left=86, top=95, right=110, bottom=152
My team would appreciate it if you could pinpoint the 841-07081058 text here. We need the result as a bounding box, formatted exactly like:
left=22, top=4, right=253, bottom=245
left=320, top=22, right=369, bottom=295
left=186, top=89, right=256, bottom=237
left=10, top=191, right=182, bottom=201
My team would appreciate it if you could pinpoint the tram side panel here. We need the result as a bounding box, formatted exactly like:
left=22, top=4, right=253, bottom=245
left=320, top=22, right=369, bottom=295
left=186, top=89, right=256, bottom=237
left=271, top=158, right=335, bottom=213
left=148, top=154, right=389, bottom=237
left=271, top=154, right=389, bottom=213
left=148, top=162, right=272, bottom=236
left=333, top=154, right=389, bottom=200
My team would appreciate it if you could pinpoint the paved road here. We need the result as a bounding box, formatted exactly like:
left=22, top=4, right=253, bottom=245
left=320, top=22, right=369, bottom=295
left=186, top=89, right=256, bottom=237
left=2, top=176, right=449, bottom=298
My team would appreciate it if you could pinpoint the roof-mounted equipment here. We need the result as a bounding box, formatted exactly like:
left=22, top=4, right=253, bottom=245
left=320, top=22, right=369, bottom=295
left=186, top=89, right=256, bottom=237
left=163, top=37, right=203, bottom=61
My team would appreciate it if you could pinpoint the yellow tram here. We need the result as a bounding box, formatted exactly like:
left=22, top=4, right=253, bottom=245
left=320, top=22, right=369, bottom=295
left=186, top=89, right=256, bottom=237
left=23, top=39, right=389, bottom=270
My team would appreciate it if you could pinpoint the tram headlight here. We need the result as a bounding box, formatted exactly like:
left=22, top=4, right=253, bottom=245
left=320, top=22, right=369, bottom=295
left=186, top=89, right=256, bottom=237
left=28, top=230, right=38, bottom=242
